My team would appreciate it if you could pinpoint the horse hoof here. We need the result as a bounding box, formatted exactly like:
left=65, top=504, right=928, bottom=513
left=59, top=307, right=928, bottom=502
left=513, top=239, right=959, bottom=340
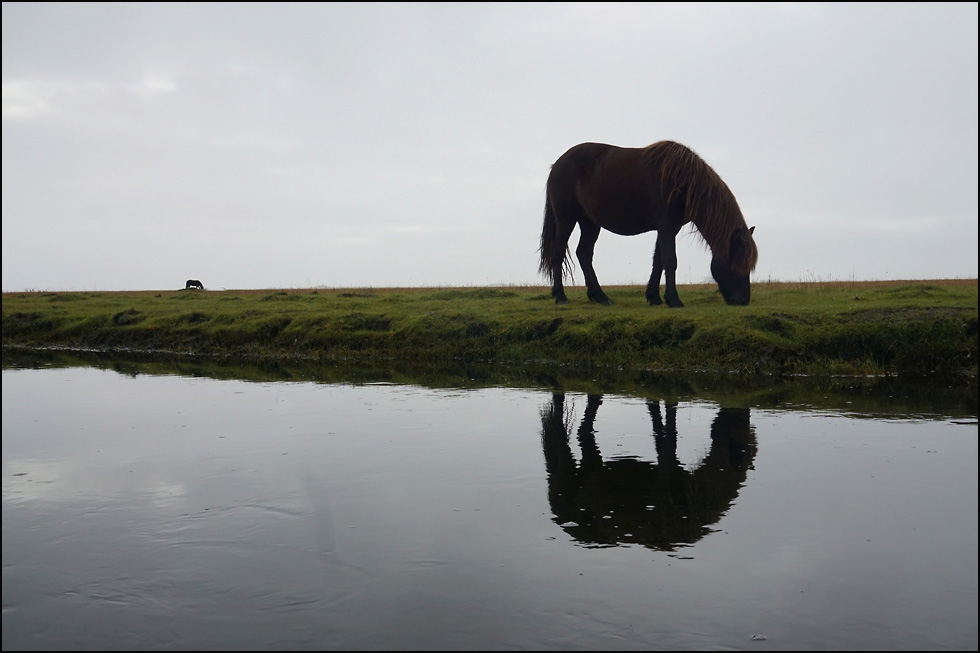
left=555, top=298, right=568, bottom=305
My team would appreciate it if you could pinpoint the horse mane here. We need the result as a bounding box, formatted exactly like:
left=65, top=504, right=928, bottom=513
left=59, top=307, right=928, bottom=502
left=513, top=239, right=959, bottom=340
left=641, top=141, right=758, bottom=273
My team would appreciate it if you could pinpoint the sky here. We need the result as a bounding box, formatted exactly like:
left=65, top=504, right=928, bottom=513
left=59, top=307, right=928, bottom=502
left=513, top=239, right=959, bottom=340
left=2, top=2, right=977, bottom=292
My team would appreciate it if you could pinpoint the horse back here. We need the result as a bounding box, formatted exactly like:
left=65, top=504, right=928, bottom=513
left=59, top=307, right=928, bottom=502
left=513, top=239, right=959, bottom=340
left=548, top=143, right=613, bottom=203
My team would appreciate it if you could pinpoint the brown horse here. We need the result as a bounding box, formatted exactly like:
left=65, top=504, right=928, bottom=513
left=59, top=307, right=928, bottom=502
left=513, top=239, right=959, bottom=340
left=539, top=141, right=758, bottom=307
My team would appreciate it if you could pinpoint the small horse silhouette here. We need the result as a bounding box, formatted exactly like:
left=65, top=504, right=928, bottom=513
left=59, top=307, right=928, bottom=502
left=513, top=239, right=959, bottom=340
left=185, top=279, right=204, bottom=290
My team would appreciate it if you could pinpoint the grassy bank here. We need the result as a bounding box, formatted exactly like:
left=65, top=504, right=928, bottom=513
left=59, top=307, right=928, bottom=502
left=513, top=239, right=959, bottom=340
left=3, top=279, right=977, bottom=378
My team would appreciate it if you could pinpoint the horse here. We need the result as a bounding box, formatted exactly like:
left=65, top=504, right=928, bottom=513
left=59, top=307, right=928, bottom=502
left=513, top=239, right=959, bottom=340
left=185, top=279, right=204, bottom=290
left=538, top=141, right=758, bottom=307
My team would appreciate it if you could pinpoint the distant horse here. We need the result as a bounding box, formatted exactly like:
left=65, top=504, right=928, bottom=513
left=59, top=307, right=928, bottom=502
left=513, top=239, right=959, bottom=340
left=539, top=141, right=758, bottom=307
left=185, top=279, right=203, bottom=290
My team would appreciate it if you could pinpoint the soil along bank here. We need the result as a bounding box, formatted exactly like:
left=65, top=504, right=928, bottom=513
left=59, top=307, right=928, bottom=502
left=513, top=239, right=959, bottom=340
left=2, top=280, right=977, bottom=378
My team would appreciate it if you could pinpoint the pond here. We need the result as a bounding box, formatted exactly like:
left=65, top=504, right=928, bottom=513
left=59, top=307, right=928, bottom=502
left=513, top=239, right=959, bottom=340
left=2, top=353, right=977, bottom=650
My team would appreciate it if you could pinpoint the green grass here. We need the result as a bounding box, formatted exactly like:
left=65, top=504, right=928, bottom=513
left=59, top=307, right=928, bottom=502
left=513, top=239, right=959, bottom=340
left=3, top=279, right=977, bottom=378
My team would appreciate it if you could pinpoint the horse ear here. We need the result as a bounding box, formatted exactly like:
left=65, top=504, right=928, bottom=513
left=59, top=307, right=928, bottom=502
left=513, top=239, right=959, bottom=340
left=731, top=227, right=755, bottom=255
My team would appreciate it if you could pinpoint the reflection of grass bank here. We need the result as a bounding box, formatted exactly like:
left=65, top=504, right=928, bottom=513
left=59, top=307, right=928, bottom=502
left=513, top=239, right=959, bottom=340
left=2, top=280, right=977, bottom=378
left=2, top=347, right=976, bottom=421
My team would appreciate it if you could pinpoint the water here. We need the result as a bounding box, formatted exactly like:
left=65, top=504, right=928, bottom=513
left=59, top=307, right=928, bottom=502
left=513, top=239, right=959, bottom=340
left=2, top=358, right=977, bottom=650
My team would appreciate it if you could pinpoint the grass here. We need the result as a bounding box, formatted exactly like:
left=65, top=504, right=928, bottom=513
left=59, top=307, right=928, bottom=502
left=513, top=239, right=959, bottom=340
left=2, top=279, right=977, bottom=379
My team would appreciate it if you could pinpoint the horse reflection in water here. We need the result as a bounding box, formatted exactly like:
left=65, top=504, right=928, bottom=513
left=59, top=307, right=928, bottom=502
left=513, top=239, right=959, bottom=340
left=540, top=393, right=757, bottom=551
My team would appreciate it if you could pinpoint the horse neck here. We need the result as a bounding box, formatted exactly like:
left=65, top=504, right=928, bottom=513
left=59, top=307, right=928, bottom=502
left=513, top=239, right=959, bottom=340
left=690, top=200, right=758, bottom=274
left=688, top=190, right=743, bottom=258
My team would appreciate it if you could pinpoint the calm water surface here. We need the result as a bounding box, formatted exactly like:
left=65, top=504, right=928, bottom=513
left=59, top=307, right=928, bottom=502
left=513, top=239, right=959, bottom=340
left=2, top=364, right=977, bottom=650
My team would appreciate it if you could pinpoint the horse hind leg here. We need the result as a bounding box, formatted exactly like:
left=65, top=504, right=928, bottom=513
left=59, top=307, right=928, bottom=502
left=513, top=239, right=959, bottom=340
left=575, top=220, right=611, bottom=305
left=547, top=213, right=576, bottom=305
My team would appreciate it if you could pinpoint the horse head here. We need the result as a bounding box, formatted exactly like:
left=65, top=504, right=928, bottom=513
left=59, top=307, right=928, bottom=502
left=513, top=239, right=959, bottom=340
left=711, top=226, right=756, bottom=306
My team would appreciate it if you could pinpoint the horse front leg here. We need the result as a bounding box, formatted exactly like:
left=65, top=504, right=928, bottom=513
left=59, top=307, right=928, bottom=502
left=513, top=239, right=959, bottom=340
left=576, top=221, right=611, bottom=305
left=646, top=235, right=665, bottom=305
left=660, top=231, right=684, bottom=308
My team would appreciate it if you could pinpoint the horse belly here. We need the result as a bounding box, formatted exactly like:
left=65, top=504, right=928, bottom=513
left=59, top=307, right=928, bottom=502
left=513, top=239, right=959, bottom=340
left=602, top=216, right=656, bottom=236
left=588, top=206, right=658, bottom=236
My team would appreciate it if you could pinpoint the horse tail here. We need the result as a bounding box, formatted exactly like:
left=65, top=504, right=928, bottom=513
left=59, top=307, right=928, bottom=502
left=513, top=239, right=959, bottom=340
left=538, top=193, right=568, bottom=283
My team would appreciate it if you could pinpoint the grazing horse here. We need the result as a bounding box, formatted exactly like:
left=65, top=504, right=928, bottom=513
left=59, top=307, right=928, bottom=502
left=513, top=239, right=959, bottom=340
left=539, top=141, right=758, bottom=307
left=185, top=279, right=204, bottom=290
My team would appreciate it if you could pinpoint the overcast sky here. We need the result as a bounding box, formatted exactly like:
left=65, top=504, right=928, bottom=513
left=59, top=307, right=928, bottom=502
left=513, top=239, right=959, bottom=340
left=2, top=2, right=977, bottom=292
